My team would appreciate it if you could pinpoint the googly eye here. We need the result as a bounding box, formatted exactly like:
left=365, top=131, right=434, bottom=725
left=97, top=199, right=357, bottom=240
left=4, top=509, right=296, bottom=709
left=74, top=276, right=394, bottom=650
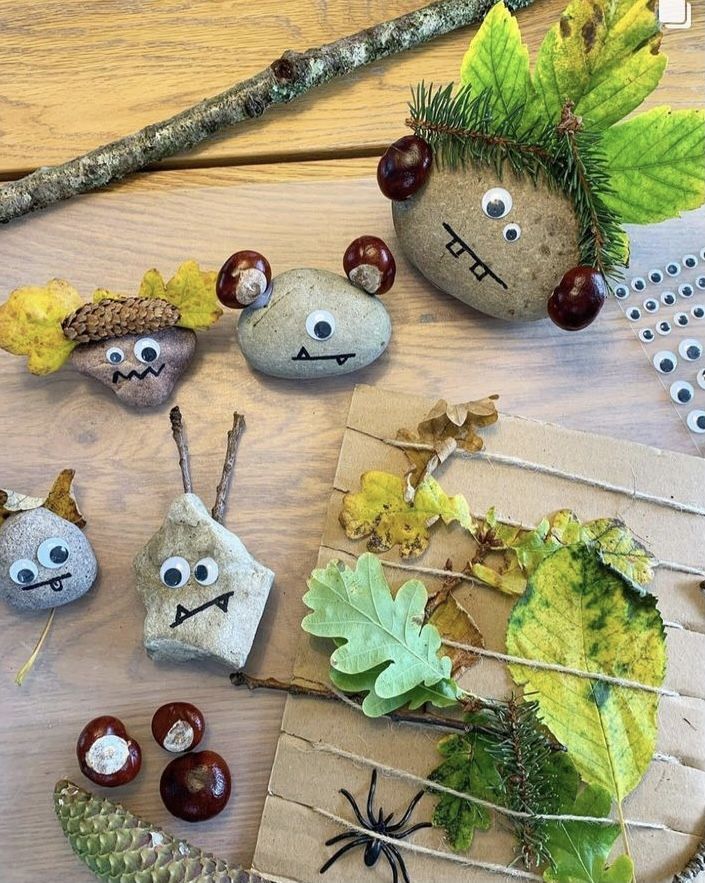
left=670, top=380, right=694, bottom=405
left=656, top=320, right=672, bottom=336
left=502, top=223, right=521, bottom=242
left=643, top=298, right=659, bottom=314
left=653, top=350, right=677, bottom=374
left=160, top=556, right=190, bottom=588
left=193, top=557, right=219, bottom=586
left=697, top=368, right=705, bottom=390
left=661, top=291, right=676, bottom=306
left=105, top=346, right=125, bottom=365
left=686, top=410, right=705, bottom=434
left=683, top=254, right=698, bottom=269
left=666, top=261, right=681, bottom=277
left=37, top=537, right=70, bottom=569
left=691, top=305, right=705, bottom=319
left=678, top=283, right=694, bottom=298
left=614, top=284, right=630, bottom=299
left=700, top=247, right=705, bottom=261
left=134, top=337, right=161, bottom=363
left=638, top=328, right=655, bottom=343
left=674, top=311, right=689, bottom=328
left=626, top=307, right=641, bottom=321
left=9, top=559, right=38, bottom=586
left=679, top=338, right=702, bottom=361
left=305, top=310, right=335, bottom=341
left=481, top=187, right=512, bottom=219
left=696, top=275, right=705, bottom=290
left=631, top=277, right=646, bottom=292
left=648, top=269, right=663, bottom=284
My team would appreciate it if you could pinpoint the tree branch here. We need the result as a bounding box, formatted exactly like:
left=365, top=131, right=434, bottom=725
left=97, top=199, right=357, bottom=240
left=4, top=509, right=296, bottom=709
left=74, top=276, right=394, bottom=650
left=0, top=0, right=536, bottom=225
left=212, top=412, right=245, bottom=524
left=169, top=406, right=194, bottom=495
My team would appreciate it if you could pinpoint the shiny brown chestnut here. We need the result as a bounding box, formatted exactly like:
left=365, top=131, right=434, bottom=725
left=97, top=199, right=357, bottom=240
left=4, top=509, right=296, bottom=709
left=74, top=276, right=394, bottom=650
left=343, top=236, right=396, bottom=295
left=160, top=750, right=232, bottom=822
left=152, top=701, right=205, bottom=753
left=377, top=135, right=432, bottom=201
left=217, top=250, right=272, bottom=309
left=76, top=715, right=142, bottom=787
left=547, top=265, right=607, bottom=331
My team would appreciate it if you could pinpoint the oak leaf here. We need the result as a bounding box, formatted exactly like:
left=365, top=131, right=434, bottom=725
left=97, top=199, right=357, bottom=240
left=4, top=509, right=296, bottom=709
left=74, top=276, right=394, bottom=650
left=140, top=261, right=221, bottom=330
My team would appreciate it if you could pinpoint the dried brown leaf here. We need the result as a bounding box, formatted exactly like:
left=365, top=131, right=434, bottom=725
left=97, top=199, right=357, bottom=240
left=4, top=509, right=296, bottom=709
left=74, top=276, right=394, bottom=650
left=428, top=593, right=483, bottom=679
left=43, top=469, right=86, bottom=528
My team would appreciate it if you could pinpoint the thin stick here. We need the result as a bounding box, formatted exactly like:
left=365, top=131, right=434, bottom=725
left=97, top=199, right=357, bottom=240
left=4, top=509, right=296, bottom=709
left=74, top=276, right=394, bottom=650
left=0, top=0, right=536, bottom=225
left=212, top=412, right=245, bottom=524
left=169, top=406, right=193, bottom=494
left=15, top=609, right=55, bottom=686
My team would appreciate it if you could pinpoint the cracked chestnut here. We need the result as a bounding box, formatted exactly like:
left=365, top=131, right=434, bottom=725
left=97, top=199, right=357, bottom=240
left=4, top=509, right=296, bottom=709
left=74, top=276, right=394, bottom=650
left=160, top=750, right=232, bottom=822
left=217, top=250, right=272, bottom=308
left=76, top=715, right=142, bottom=787
left=152, top=701, right=205, bottom=753
left=343, top=236, right=396, bottom=295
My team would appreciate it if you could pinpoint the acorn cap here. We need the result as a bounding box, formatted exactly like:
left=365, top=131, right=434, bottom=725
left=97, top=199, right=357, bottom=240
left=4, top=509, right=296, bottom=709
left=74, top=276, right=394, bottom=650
left=62, top=297, right=181, bottom=344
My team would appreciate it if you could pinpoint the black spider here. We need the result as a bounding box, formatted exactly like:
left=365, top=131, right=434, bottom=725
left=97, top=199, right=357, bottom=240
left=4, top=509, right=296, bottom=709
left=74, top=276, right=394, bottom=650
left=320, top=769, right=431, bottom=883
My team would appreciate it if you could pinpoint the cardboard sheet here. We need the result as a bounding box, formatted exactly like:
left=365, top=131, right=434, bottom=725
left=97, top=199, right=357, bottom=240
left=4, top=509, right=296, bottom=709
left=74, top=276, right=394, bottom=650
left=253, top=385, right=705, bottom=883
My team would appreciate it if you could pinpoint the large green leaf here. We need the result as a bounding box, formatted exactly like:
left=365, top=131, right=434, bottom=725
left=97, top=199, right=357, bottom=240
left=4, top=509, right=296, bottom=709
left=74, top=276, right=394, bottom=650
left=543, top=785, right=634, bottom=883
left=302, top=554, right=454, bottom=701
left=506, top=545, right=666, bottom=803
left=602, top=107, right=705, bottom=223
left=329, top=664, right=459, bottom=718
left=532, top=0, right=665, bottom=130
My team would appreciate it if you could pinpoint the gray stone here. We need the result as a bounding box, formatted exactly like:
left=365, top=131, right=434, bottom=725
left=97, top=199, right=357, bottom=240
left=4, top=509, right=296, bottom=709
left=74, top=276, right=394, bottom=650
left=237, top=268, right=391, bottom=379
left=71, top=327, right=196, bottom=408
left=0, top=507, right=98, bottom=611
left=135, top=494, right=274, bottom=670
left=392, top=163, right=580, bottom=322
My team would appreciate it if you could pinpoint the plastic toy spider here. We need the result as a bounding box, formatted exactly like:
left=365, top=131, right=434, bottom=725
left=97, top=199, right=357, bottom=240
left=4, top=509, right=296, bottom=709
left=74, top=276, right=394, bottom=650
left=320, top=769, right=431, bottom=883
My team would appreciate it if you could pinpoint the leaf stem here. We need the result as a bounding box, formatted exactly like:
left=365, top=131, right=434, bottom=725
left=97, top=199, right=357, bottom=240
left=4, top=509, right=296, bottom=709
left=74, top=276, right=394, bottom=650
left=15, top=608, right=55, bottom=686
left=616, top=798, right=636, bottom=883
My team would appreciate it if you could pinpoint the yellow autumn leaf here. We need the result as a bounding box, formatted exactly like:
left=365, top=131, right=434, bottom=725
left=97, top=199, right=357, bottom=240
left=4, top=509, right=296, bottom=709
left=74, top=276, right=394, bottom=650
left=340, top=470, right=476, bottom=559
left=428, top=593, right=483, bottom=678
left=138, top=268, right=168, bottom=302
left=152, top=261, right=222, bottom=330
left=92, top=288, right=127, bottom=303
left=0, top=280, right=82, bottom=374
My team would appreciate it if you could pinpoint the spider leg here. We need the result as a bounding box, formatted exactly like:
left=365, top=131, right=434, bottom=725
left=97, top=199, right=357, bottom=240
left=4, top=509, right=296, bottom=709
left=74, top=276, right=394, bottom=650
left=339, top=788, right=368, bottom=828
left=380, top=843, right=400, bottom=883
left=324, top=830, right=364, bottom=847
left=387, top=844, right=411, bottom=883
left=384, top=810, right=395, bottom=826
left=386, top=790, right=425, bottom=831
left=394, top=821, right=433, bottom=840
left=366, top=768, right=378, bottom=825
left=319, top=836, right=368, bottom=875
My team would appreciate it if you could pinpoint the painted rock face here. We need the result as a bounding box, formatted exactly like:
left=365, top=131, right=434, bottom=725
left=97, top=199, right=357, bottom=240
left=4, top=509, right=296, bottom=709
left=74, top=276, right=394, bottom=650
left=237, top=268, right=392, bottom=379
left=0, top=507, right=98, bottom=611
left=135, top=494, right=274, bottom=669
left=393, top=164, right=580, bottom=321
left=71, top=327, right=196, bottom=408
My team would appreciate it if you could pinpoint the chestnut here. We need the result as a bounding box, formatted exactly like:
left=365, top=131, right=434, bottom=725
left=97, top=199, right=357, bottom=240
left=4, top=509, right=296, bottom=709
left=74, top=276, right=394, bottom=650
left=377, top=134, right=432, bottom=201
left=76, top=715, right=142, bottom=787
left=217, top=250, right=272, bottom=308
left=152, top=701, right=205, bottom=753
left=343, top=236, right=396, bottom=295
left=160, top=750, right=231, bottom=822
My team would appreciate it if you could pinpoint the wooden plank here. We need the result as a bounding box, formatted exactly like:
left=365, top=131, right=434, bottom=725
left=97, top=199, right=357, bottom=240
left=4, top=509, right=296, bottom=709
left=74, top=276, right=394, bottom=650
left=0, top=0, right=702, bottom=176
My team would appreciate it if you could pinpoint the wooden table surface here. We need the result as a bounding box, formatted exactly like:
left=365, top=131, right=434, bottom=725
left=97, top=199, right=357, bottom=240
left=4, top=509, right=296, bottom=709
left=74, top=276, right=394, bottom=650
left=0, top=2, right=703, bottom=881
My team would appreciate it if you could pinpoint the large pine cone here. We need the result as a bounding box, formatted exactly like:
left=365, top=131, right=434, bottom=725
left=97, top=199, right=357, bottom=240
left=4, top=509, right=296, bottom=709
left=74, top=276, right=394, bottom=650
left=62, top=297, right=180, bottom=343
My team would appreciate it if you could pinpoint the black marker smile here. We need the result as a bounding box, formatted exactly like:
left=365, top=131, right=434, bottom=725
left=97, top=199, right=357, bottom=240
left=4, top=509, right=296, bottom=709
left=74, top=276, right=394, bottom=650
left=292, top=346, right=356, bottom=367
left=21, top=572, right=71, bottom=592
left=442, top=222, right=508, bottom=290
left=112, top=362, right=165, bottom=384
left=170, top=590, right=234, bottom=629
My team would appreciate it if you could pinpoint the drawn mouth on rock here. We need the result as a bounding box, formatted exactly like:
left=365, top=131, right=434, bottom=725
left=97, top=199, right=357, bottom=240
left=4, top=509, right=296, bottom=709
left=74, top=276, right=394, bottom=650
left=112, top=363, right=166, bottom=385
left=442, top=222, right=508, bottom=290
left=21, top=572, right=71, bottom=592
left=292, top=346, right=356, bottom=367
left=170, top=590, right=235, bottom=629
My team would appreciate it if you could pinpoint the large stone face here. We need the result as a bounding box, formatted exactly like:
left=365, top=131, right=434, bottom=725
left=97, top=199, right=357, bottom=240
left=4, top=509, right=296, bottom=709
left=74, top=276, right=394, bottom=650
left=71, top=327, right=196, bottom=408
left=135, top=494, right=274, bottom=670
left=237, top=268, right=391, bottom=379
left=392, top=163, right=580, bottom=322
left=0, top=507, right=98, bottom=612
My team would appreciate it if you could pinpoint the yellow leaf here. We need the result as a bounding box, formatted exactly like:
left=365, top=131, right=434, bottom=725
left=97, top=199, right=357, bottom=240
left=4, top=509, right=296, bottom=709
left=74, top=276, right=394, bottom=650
left=43, top=469, right=86, bottom=528
left=92, top=288, right=127, bottom=303
left=0, top=280, right=81, bottom=374
left=138, top=268, right=168, bottom=301
left=340, top=471, right=476, bottom=559
left=158, top=261, right=222, bottom=330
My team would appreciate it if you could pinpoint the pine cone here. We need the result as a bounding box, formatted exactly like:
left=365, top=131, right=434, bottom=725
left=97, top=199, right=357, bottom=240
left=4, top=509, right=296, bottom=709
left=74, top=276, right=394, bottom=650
left=54, top=780, right=266, bottom=882
left=62, top=297, right=180, bottom=343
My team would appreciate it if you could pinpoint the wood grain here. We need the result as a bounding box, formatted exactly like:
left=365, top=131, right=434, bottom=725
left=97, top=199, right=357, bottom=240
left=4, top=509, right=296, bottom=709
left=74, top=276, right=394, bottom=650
left=0, top=0, right=702, bottom=176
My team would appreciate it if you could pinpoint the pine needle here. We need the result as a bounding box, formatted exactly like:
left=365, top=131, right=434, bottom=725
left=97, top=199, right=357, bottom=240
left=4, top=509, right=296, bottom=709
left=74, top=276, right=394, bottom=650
left=15, top=608, right=55, bottom=686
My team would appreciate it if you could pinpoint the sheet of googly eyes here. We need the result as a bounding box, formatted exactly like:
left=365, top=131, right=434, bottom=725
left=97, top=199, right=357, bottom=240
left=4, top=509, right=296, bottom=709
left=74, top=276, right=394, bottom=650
left=616, top=243, right=705, bottom=452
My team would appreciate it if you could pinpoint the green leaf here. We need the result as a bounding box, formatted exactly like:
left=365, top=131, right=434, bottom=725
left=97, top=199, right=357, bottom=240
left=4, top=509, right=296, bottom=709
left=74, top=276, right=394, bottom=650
left=532, top=0, right=665, bottom=130
left=506, top=544, right=666, bottom=802
left=329, top=664, right=459, bottom=718
left=582, top=518, right=655, bottom=592
left=459, top=2, right=535, bottom=131
left=302, top=554, right=454, bottom=705
left=543, top=785, right=634, bottom=883
left=602, top=107, right=705, bottom=224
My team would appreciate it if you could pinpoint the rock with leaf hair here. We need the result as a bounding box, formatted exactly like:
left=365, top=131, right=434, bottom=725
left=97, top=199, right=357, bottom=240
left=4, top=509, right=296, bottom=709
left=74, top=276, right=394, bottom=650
left=379, top=0, right=705, bottom=328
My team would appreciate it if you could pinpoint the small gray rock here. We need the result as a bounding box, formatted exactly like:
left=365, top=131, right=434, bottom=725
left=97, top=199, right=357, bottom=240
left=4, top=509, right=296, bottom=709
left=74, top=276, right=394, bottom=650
left=135, top=493, right=274, bottom=670
left=0, top=507, right=98, bottom=611
left=393, top=163, right=580, bottom=322
left=71, top=327, right=196, bottom=408
left=237, top=268, right=391, bottom=379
